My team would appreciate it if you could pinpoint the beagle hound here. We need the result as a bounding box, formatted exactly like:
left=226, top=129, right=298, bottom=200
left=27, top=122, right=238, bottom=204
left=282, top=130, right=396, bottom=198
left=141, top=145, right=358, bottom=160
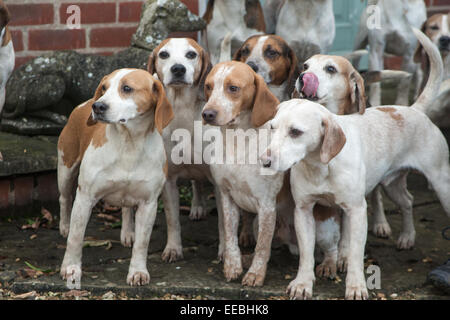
left=295, top=54, right=420, bottom=250
left=202, top=0, right=265, bottom=65
left=58, top=69, right=173, bottom=288
left=354, top=0, right=427, bottom=107
left=144, top=38, right=225, bottom=262
left=0, top=0, right=14, bottom=115
left=266, top=0, right=335, bottom=65
left=261, top=28, right=450, bottom=300
left=201, top=61, right=342, bottom=286
left=233, top=34, right=299, bottom=102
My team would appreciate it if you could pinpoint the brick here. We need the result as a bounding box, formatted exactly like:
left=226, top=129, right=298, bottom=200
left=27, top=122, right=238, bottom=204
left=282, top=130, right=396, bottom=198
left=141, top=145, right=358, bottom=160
left=119, top=1, right=144, bottom=22
left=13, top=176, right=34, bottom=207
left=10, top=30, right=24, bottom=52
left=28, top=29, right=86, bottom=51
left=8, top=4, right=54, bottom=26
left=35, top=173, right=59, bottom=203
left=180, top=0, right=199, bottom=14
left=90, top=27, right=137, bottom=48
left=60, top=3, right=116, bottom=25
left=0, top=180, right=11, bottom=209
left=14, top=56, right=36, bottom=69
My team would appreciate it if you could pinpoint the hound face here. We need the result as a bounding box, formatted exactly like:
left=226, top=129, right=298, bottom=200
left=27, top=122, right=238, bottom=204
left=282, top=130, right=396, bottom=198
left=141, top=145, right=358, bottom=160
left=234, top=35, right=298, bottom=86
left=148, top=38, right=210, bottom=88
left=261, top=99, right=346, bottom=172
left=90, top=69, right=173, bottom=133
left=423, top=13, right=450, bottom=54
left=202, top=61, right=279, bottom=128
left=294, top=55, right=366, bottom=115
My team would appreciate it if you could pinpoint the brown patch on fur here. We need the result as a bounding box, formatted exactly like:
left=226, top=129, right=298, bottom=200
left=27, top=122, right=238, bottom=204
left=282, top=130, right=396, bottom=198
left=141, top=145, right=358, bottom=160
left=203, top=0, right=215, bottom=24
left=147, top=38, right=171, bottom=77
left=313, top=204, right=339, bottom=222
left=2, top=26, right=10, bottom=46
left=58, top=99, right=108, bottom=169
left=0, top=1, right=10, bottom=30
left=320, top=116, right=346, bottom=164
left=377, top=107, right=404, bottom=126
left=163, top=159, right=168, bottom=177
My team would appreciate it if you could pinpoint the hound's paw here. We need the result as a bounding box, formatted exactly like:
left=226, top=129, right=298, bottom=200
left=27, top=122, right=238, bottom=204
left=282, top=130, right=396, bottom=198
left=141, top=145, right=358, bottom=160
left=61, top=264, right=82, bottom=289
left=337, top=256, right=348, bottom=273
left=189, top=206, right=207, bottom=221
left=397, top=232, right=415, bottom=250
left=345, top=283, right=369, bottom=300
left=120, top=229, right=135, bottom=248
left=223, top=258, right=243, bottom=282
left=59, top=221, right=69, bottom=238
left=242, top=271, right=265, bottom=287
left=287, top=277, right=314, bottom=300
left=372, top=222, right=392, bottom=238
left=161, top=245, right=184, bottom=263
left=316, top=259, right=337, bottom=279
left=127, top=269, right=150, bottom=286
left=239, top=230, right=256, bottom=248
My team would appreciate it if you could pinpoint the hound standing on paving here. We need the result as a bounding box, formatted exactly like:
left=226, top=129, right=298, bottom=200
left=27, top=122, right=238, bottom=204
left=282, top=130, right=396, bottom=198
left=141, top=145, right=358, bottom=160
left=57, top=69, right=173, bottom=288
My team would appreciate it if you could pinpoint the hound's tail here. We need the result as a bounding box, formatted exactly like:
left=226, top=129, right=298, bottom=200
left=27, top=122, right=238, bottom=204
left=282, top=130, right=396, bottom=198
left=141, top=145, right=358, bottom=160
left=219, top=32, right=233, bottom=63
left=411, top=27, right=443, bottom=114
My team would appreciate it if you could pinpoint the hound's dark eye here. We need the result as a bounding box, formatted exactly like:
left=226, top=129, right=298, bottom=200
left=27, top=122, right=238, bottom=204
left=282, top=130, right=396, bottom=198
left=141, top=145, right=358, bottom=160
left=430, top=25, right=439, bottom=30
left=122, top=85, right=133, bottom=93
left=240, top=47, right=250, bottom=56
left=228, top=85, right=240, bottom=93
left=303, top=63, right=309, bottom=70
left=101, top=85, right=106, bottom=92
left=205, top=84, right=212, bottom=91
left=326, top=65, right=337, bottom=74
left=186, top=51, right=197, bottom=59
left=159, top=51, right=169, bottom=59
left=289, top=128, right=303, bottom=138
left=265, top=49, right=279, bottom=58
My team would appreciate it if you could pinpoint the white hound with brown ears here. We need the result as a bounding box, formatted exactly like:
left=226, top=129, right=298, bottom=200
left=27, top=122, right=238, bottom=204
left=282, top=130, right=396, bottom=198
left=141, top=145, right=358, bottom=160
left=261, top=28, right=450, bottom=300
left=58, top=69, right=173, bottom=287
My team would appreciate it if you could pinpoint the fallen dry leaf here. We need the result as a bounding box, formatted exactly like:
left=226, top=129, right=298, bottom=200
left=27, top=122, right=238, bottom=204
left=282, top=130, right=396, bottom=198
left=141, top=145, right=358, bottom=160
left=30, top=234, right=37, bottom=240
left=63, top=290, right=90, bottom=298
left=14, top=291, right=36, bottom=299
left=97, top=213, right=120, bottom=222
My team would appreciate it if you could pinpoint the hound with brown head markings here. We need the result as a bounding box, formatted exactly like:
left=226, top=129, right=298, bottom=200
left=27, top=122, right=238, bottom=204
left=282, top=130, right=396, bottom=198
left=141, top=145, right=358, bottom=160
left=202, top=0, right=265, bottom=65
left=58, top=69, right=173, bottom=288
left=261, top=28, right=450, bottom=300
left=202, top=61, right=341, bottom=286
left=143, top=37, right=227, bottom=262
left=233, top=34, right=299, bottom=102
left=0, top=0, right=14, bottom=115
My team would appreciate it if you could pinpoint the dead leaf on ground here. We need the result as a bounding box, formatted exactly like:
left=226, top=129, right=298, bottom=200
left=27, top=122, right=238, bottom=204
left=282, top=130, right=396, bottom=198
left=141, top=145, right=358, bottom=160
left=13, top=291, right=37, bottom=300
left=63, top=290, right=90, bottom=298
left=97, top=213, right=120, bottom=222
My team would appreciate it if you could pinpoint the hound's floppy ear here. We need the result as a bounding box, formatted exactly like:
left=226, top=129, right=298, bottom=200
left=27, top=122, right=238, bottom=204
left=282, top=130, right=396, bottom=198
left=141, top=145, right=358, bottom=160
left=147, top=51, right=157, bottom=76
left=414, top=21, right=428, bottom=64
left=349, top=71, right=366, bottom=114
left=0, top=4, right=10, bottom=30
left=196, top=48, right=212, bottom=88
left=233, top=43, right=246, bottom=61
left=153, top=79, right=174, bottom=134
left=285, top=44, right=300, bottom=98
left=87, top=75, right=108, bottom=126
left=251, top=73, right=280, bottom=128
left=320, top=116, right=346, bottom=164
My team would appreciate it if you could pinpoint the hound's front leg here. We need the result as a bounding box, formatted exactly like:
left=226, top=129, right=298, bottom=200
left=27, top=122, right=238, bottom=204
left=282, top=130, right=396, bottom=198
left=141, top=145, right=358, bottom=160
left=161, top=178, right=183, bottom=262
left=60, top=191, right=96, bottom=289
left=121, top=207, right=135, bottom=247
left=221, top=191, right=243, bottom=282
left=287, top=203, right=316, bottom=300
left=242, top=207, right=276, bottom=287
left=343, top=201, right=369, bottom=300
left=127, top=199, right=158, bottom=286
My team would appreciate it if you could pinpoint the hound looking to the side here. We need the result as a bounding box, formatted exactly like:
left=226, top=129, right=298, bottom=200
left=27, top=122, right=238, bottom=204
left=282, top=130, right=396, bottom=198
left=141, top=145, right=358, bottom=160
left=58, top=69, right=173, bottom=287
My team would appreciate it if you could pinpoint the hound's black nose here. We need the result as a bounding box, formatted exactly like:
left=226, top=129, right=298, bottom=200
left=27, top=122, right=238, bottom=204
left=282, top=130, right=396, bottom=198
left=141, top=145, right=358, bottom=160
left=171, top=64, right=187, bottom=77
left=202, top=109, right=217, bottom=123
left=247, top=61, right=259, bottom=73
left=92, top=102, right=108, bottom=114
left=439, top=36, right=450, bottom=49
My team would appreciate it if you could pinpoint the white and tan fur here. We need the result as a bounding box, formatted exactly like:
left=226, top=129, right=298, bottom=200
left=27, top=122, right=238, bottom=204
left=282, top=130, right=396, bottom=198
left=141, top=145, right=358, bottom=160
left=0, top=0, right=14, bottom=115
left=261, top=28, right=450, bottom=300
left=295, top=54, right=420, bottom=249
left=233, top=34, right=299, bottom=102
left=266, top=0, right=335, bottom=65
left=202, top=0, right=266, bottom=65
left=57, top=69, right=173, bottom=287
left=141, top=37, right=226, bottom=262
left=354, top=0, right=427, bottom=107
left=414, top=12, right=450, bottom=127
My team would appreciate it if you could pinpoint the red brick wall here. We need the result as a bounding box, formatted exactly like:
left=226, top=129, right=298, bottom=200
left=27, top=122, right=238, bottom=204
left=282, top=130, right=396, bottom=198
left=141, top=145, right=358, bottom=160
left=5, top=0, right=200, bottom=69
